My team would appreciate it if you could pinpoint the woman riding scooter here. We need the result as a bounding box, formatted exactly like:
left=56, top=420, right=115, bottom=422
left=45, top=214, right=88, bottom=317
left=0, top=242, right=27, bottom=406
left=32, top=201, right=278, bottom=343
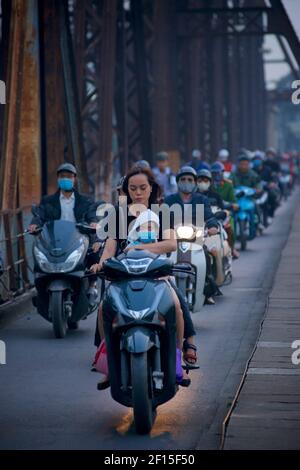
left=90, top=167, right=199, bottom=389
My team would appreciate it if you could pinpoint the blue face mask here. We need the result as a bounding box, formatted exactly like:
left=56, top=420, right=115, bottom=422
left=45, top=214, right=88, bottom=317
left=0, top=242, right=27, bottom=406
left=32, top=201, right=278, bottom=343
left=58, top=178, right=74, bottom=191
left=252, top=159, right=262, bottom=170
left=138, top=231, right=157, bottom=243
left=213, top=173, right=223, bottom=184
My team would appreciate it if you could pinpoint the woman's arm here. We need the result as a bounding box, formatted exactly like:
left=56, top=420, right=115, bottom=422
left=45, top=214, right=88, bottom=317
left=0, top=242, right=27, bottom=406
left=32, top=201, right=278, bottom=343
left=125, top=229, right=177, bottom=255
left=100, top=238, right=117, bottom=264
left=90, top=238, right=117, bottom=273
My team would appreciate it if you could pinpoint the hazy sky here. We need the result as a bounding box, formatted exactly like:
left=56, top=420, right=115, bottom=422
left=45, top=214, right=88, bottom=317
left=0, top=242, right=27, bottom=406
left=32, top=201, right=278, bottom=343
left=265, top=0, right=300, bottom=88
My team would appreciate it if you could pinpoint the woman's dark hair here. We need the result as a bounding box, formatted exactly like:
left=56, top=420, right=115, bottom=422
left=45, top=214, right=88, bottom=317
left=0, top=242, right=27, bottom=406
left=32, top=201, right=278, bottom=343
left=122, top=167, right=162, bottom=205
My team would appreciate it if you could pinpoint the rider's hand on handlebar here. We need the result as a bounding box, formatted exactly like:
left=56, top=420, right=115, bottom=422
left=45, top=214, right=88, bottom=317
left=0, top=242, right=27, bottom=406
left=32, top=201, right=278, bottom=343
left=28, top=224, right=39, bottom=233
left=90, top=263, right=102, bottom=274
left=232, top=203, right=239, bottom=212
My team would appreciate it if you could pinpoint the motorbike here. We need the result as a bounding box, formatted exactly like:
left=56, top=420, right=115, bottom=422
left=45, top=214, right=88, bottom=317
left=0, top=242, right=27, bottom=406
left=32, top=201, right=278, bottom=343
left=254, top=183, right=269, bottom=231
left=99, top=249, right=191, bottom=434
left=279, top=172, right=292, bottom=201
left=31, top=219, right=102, bottom=338
left=170, top=225, right=206, bottom=313
left=234, top=186, right=257, bottom=251
left=204, top=208, right=232, bottom=287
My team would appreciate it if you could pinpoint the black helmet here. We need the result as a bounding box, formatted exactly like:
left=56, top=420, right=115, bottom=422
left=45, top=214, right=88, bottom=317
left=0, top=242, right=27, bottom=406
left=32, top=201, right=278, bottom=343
left=176, top=166, right=197, bottom=182
left=197, top=169, right=212, bottom=180
left=237, top=153, right=250, bottom=163
left=57, top=163, right=77, bottom=176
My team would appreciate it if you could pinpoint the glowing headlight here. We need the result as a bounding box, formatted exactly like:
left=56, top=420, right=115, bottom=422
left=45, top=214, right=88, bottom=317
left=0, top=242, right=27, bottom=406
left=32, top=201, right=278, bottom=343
left=176, top=226, right=195, bottom=240
left=34, top=245, right=85, bottom=273
left=121, top=257, right=152, bottom=274
left=196, top=229, right=203, bottom=238
left=127, top=308, right=151, bottom=320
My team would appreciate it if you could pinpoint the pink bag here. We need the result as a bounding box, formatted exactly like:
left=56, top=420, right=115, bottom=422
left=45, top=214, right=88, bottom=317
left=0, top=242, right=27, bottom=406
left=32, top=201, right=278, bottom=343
left=92, top=340, right=109, bottom=375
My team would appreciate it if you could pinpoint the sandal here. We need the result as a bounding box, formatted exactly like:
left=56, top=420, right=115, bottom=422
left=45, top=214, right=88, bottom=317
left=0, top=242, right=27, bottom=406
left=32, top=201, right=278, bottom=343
left=183, top=340, right=200, bottom=370
left=97, top=376, right=110, bottom=390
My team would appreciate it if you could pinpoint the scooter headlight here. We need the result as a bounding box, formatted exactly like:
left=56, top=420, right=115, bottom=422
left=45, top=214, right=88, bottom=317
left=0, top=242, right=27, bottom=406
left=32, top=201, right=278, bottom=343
left=176, top=226, right=195, bottom=240
left=127, top=308, right=152, bottom=320
left=121, top=257, right=153, bottom=274
left=34, top=244, right=85, bottom=273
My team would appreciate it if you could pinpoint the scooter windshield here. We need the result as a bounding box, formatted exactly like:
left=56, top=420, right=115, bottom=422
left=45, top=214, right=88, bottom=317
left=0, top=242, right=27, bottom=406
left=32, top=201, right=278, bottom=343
left=38, top=220, right=84, bottom=257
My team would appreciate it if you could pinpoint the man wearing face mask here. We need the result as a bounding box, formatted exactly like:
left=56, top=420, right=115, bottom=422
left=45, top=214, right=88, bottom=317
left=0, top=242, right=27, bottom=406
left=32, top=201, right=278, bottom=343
left=29, top=163, right=98, bottom=229
left=197, top=169, right=224, bottom=209
left=210, top=162, right=240, bottom=259
left=28, top=163, right=101, bottom=302
left=164, top=166, right=219, bottom=234
left=165, top=166, right=220, bottom=305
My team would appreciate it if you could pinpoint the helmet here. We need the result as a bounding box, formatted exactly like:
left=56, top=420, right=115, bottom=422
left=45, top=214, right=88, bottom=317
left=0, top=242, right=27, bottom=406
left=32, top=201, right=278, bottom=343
left=192, top=149, right=202, bottom=159
left=197, top=169, right=212, bottom=180
left=156, top=151, right=169, bottom=162
left=253, top=150, right=264, bottom=160
left=266, top=147, right=276, bottom=155
left=176, top=165, right=197, bottom=182
left=133, top=159, right=150, bottom=169
left=57, top=163, right=77, bottom=176
left=218, top=149, right=229, bottom=161
left=116, top=176, right=126, bottom=191
left=237, top=153, right=250, bottom=163
left=210, top=162, right=225, bottom=173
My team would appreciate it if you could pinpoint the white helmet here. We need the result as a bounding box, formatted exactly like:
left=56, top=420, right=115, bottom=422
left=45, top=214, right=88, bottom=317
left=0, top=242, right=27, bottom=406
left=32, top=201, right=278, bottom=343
left=192, top=149, right=202, bottom=159
left=218, top=149, right=229, bottom=162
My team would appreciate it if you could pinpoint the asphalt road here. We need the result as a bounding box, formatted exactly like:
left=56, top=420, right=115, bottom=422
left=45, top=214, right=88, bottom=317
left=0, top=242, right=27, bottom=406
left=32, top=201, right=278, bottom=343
left=0, top=189, right=299, bottom=450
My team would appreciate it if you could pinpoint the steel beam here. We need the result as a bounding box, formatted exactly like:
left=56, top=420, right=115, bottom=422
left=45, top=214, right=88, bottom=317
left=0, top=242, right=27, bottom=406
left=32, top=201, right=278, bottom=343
left=95, top=0, right=117, bottom=201
left=0, top=0, right=26, bottom=210
left=39, top=0, right=68, bottom=194
left=18, top=0, right=41, bottom=208
left=152, top=0, right=178, bottom=153
left=59, top=0, right=89, bottom=194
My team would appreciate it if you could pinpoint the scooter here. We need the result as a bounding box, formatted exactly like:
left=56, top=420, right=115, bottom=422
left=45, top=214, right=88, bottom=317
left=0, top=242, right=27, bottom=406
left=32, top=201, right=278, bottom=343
left=255, top=184, right=269, bottom=231
left=170, top=225, right=206, bottom=312
left=204, top=208, right=232, bottom=287
left=31, top=219, right=102, bottom=338
left=99, top=250, right=191, bottom=434
left=234, top=186, right=257, bottom=251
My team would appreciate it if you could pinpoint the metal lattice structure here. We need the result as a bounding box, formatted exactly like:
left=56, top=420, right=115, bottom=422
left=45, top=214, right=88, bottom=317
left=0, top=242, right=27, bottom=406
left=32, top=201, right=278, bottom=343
left=0, top=0, right=300, bottom=207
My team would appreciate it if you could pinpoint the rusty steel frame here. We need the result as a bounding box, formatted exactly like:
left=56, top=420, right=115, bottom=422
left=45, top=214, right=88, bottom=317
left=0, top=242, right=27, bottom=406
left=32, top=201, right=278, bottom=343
left=0, top=0, right=27, bottom=210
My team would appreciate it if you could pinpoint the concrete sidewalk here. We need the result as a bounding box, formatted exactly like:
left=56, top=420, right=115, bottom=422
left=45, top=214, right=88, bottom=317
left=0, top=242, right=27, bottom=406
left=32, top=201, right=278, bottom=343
left=224, top=195, right=300, bottom=450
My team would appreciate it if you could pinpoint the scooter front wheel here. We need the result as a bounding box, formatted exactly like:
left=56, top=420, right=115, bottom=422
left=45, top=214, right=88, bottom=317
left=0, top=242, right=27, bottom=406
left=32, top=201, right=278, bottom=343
left=50, top=291, right=67, bottom=339
left=131, top=352, right=154, bottom=435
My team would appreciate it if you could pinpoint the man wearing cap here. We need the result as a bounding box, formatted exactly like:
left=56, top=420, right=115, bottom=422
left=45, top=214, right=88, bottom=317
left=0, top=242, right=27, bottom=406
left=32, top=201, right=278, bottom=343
left=28, top=164, right=101, bottom=301
left=29, top=163, right=98, bottom=230
left=152, top=151, right=177, bottom=197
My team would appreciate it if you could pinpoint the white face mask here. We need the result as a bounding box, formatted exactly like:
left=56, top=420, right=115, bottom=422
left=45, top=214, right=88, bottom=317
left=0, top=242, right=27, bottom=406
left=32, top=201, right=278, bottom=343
left=198, top=181, right=210, bottom=192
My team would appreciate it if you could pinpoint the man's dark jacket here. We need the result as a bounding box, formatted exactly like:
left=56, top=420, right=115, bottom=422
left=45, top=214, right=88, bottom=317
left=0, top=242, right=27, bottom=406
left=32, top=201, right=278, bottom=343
left=30, top=190, right=97, bottom=226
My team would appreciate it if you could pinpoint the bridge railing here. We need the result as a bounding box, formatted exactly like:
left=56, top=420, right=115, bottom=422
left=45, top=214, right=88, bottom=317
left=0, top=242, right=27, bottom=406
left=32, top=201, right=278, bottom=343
left=0, top=207, right=34, bottom=305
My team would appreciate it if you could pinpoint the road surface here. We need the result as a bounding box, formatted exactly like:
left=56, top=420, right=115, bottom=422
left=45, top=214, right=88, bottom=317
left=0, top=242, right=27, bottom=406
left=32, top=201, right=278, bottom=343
left=0, top=190, right=298, bottom=450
